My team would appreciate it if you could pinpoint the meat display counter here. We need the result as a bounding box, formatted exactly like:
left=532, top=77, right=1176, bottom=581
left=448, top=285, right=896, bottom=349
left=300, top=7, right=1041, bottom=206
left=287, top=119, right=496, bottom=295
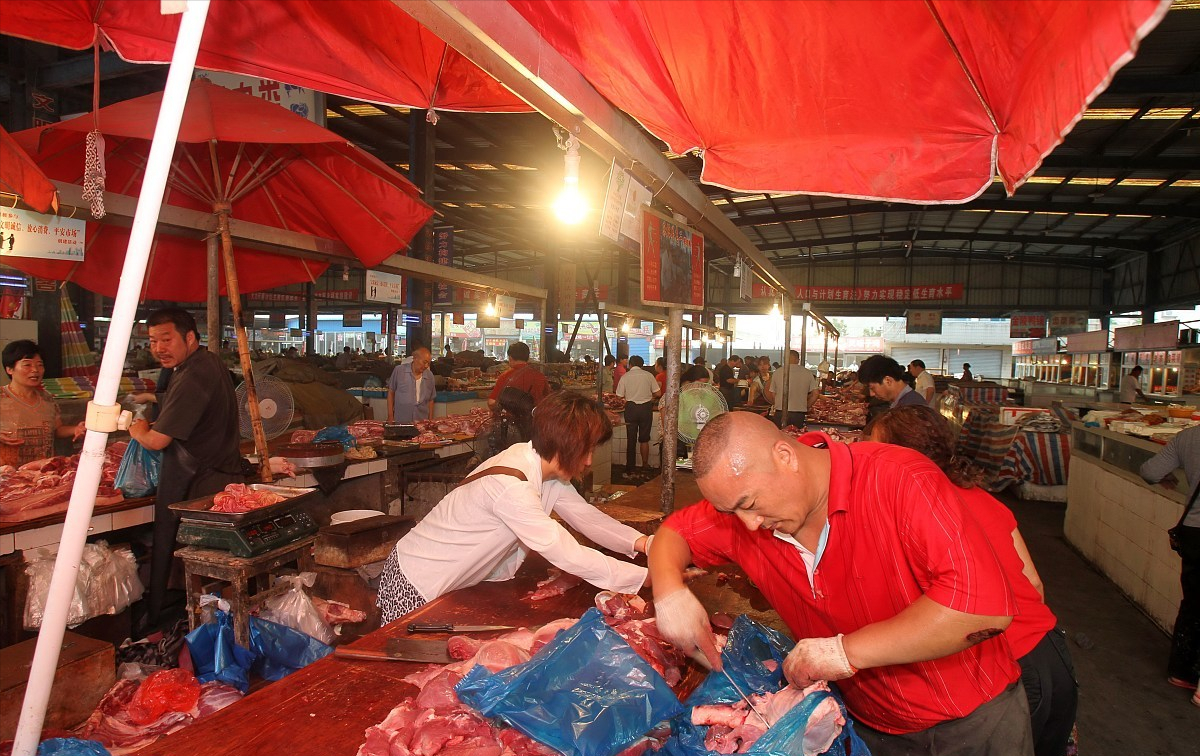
left=1065, top=422, right=1190, bottom=633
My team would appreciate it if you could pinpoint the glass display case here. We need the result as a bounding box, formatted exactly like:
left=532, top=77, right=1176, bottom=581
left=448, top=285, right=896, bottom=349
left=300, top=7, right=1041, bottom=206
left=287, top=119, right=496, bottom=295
left=1013, top=353, right=1071, bottom=383
left=1121, top=348, right=1195, bottom=398
left=1067, top=352, right=1115, bottom=389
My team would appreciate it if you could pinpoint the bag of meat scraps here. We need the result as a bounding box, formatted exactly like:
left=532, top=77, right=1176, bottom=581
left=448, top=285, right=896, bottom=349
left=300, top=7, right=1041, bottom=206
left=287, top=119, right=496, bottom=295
left=31, top=738, right=111, bottom=756
left=660, top=615, right=869, bottom=756
left=184, top=597, right=256, bottom=693
left=456, top=608, right=684, bottom=756
left=257, top=572, right=336, bottom=645
left=248, top=615, right=333, bottom=681
left=113, top=440, right=161, bottom=498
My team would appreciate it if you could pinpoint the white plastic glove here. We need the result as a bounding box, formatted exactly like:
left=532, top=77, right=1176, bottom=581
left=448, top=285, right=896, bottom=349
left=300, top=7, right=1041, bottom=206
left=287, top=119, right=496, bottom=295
left=783, top=634, right=856, bottom=688
left=653, top=587, right=721, bottom=669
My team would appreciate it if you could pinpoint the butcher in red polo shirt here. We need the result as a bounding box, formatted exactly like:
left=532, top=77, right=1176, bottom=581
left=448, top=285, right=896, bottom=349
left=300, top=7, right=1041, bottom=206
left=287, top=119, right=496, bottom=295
left=649, top=411, right=1033, bottom=755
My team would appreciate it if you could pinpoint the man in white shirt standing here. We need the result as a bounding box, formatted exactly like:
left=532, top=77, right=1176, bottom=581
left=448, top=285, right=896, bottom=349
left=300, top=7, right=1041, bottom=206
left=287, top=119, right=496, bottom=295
left=764, top=349, right=818, bottom=428
left=1121, top=365, right=1148, bottom=404
left=616, top=355, right=662, bottom=476
left=909, top=359, right=936, bottom=403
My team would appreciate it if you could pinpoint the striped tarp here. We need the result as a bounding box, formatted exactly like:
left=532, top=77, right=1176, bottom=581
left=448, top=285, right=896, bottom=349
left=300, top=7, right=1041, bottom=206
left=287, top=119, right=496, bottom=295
left=997, top=430, right=1071, bottom=487
left=958, top=421, right=1018, bottom=483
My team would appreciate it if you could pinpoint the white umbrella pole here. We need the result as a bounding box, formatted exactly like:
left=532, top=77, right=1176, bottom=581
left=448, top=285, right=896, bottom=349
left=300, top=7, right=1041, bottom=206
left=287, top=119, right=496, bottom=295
left=11, top=3, right=211, bottom=754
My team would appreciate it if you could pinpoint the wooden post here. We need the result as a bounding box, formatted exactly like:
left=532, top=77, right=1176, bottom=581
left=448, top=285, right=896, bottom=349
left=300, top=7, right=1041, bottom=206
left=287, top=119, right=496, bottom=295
left=660, top=308, right=684, bottom=514
left=206, top=236, right=220, bottom=354
left=779, top=297, right=793, bottom=428
left=216, top=206, right=272, bottom=482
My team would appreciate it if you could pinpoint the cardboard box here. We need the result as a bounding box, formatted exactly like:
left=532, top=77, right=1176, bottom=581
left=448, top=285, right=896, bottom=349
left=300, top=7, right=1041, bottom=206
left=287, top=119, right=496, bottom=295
left=0, top=631, right=115, bottom=740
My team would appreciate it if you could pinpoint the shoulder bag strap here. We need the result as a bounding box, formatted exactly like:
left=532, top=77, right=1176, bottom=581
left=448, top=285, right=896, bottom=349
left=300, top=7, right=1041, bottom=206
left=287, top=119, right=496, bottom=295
left=1174, top=479, right=1200, bottom=530
left=454, top=465, right=528, bottom=490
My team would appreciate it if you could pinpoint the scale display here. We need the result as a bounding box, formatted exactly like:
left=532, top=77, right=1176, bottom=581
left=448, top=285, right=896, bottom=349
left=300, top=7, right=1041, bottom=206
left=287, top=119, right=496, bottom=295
left=178, top=510, right=319, bottom=557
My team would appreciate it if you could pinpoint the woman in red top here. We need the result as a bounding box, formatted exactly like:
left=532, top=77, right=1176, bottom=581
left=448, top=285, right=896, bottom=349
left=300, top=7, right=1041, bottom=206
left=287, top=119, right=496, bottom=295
left=867, top=405, right=1077, bottom=756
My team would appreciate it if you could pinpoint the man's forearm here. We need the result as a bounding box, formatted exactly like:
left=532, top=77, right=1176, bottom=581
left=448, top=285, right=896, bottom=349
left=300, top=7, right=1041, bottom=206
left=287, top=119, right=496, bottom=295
left=648, top=526, right=694, bottom=599
left=841, top=595, right=1012, bottom=670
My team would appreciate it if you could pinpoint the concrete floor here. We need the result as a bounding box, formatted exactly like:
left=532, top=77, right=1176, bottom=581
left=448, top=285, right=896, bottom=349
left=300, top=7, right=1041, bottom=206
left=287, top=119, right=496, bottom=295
left=1007, top=492, right=1200, bottom=755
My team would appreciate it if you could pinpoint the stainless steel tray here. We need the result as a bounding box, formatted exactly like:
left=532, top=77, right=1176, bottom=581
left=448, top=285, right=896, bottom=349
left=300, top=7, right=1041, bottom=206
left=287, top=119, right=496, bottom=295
left=169, top=484, right=318, bottom=524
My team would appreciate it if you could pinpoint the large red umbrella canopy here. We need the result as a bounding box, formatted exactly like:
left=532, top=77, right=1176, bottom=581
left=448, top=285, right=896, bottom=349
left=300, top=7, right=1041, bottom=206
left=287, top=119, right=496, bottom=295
left=5, top=79, right=434, bottom=302
left=0, top=0, right=530, bottom=113
left=508, top=0, right=1170, bottom=201
left=0, top=125, right=57, bottom=214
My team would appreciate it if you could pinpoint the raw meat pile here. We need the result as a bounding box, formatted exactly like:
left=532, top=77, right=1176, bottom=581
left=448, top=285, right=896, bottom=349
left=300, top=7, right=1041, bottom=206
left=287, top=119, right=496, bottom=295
left=312, top=597, right=368, bottom=626
left=74, top=670, right=242, bottom=755
left=602, top=392, right=627, bottom=410
left=691, top=680, right=845, bottom=756
left=210, top=483, right=286, bottom=513
left=415, top=408, right=493, bottom=438
left=349, top=420, right=386, bottom=443
left=0, top=443, right=126, bottom=518
left=289, top=429, right=317, bottom=444
left=411, top=431, right=447, bottom=445
left=806, top=396, right=867, bottom=428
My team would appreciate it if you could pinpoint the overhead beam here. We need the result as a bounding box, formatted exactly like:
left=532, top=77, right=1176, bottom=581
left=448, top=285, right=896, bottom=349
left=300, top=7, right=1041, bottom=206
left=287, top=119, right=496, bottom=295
left=731, top=198, right=1200, bottom=226
left=1040, top=154, right=1200, bottom=171
left=376, top=251, right=548, bottom=300
left=36, top=51, right=149, bottom=89
left=763, top=246, right=1108, bottom=270
left=1101, top=73, right=1200, bottom=96
left=755, top=229, right=1155, bottom=254
left=394, top=0, right=793, bottom=293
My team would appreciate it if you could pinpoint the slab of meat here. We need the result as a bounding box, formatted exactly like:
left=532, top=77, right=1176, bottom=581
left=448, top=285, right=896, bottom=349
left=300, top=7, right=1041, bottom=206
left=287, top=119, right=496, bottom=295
left=529, top=618, right=577, bottom=653
left=348, top=420, right=386, bottom=443
left=415, top=409, right=493, bottom=438
left=311, top=597, right=367, bottom=626
left=522, top=568, right=584, bottom=602
left=609, top=618, right=687, bottom=688
left=446, top=639, right=530, bottom=675
left=0, top=445, right=125, bottom=519
left=210, top=483, right=285, bottom=513
left=691, top=680, right=844, bottom=756
left=290, top=429, right=317, bottom=444
left=595, top=591, right=651, bottom=621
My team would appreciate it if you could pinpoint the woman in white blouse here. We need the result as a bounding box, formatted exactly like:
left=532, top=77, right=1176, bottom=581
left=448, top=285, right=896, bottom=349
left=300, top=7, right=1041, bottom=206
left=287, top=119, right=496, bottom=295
left=377, top=391, right=651, bottom=623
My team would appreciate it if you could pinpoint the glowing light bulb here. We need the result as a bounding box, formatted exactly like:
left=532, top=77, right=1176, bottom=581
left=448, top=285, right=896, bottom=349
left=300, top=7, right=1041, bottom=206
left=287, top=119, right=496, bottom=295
left=621, top=321, right=631, bottom=333
left=769, top=302, right=781, bottom=317
left=485, top=301, right=497, bottom=316
left=554, top=186, right=588, bottom=224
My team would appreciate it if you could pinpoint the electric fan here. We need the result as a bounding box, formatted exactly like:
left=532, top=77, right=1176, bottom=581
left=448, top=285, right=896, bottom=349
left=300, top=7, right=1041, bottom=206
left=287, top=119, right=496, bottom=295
left=676, top=383, right=728, bottom=444
left=236, top=374, right=295, bottom=440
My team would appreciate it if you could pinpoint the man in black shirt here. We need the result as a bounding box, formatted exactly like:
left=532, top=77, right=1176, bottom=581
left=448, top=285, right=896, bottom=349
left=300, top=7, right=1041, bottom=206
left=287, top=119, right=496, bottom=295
left=715, top=355, right=744, bottom=409
left=130, top=308, right=241, bottom=627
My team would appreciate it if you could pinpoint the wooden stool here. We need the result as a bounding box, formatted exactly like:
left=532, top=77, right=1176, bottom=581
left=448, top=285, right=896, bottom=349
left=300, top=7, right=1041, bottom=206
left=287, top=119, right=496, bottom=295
left=175, top=536, right=317, bottom=648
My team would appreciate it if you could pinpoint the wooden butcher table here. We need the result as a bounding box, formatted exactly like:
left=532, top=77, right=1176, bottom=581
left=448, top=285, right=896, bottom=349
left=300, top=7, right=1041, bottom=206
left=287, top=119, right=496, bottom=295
left=136, top=472, right=782, bottom=756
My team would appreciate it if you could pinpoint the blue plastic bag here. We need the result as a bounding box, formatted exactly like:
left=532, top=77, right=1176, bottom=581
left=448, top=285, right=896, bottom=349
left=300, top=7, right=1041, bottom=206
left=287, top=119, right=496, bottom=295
left=113, top=439, right=161, bottom=497
left=184, top=606, right=255, bottom=693
left=661, top=615, right=869, bottom=756
left=248, top=615, right=333, bottom=681
left=312, top=425, right=357, bottom=451
left=456, top=608, right=684, bottom=756
left=37, top=739, right=110, bottom=756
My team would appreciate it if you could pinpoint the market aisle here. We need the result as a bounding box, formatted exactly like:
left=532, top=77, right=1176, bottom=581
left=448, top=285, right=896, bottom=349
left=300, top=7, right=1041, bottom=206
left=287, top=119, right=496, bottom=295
left=1005, top=493, right=1200, bottom=754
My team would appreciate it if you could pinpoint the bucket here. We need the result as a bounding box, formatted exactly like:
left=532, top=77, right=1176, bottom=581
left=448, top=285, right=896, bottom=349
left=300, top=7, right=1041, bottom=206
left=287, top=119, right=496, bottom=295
left=330, top=509, right=384, bottom=525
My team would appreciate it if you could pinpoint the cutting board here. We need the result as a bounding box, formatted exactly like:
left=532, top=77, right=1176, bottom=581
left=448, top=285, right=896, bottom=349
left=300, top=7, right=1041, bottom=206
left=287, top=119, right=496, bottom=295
left=333, top=637, right=452, bottom=664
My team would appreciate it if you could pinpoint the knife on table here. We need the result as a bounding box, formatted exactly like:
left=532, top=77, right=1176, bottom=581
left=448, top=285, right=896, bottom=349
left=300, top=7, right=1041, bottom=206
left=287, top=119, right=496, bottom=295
left=406, top=622, right=516, bottom=633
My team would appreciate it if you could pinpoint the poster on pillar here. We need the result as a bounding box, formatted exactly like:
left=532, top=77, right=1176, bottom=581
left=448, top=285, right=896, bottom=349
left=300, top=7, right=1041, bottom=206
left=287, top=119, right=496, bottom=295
left=557, top=261, right=577, bottom=321
left=433, top=226, right=454, bottom=306
left=640, top=208, right=704, bottom=309
left=365, top=270, right=405, bottom=305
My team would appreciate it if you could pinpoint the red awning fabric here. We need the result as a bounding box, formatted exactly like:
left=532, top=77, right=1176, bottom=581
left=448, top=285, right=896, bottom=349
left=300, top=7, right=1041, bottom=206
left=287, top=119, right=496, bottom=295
left=0, top=0, right=531, bottom=113
left=507, top=0, right=1171, bottom=201
left=0, top=125, right=58, bottom=214
left=4, top=80, right=434, bottom=302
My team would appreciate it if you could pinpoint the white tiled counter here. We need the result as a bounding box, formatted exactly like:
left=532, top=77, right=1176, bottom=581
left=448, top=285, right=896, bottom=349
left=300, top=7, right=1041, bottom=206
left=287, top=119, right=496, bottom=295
left=1065, top=422, right=1190, bottom=632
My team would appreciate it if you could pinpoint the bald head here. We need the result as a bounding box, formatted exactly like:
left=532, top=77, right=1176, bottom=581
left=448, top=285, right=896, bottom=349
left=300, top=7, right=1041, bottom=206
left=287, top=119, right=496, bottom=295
left=692, top=412, right=787, bottom=479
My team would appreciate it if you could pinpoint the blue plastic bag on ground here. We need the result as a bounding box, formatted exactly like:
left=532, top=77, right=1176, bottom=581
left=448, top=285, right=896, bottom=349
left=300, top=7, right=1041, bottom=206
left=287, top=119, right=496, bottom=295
left=113, top=439, right=161, bottom=497
left=661, top=615, right=869, bottom=756
left=37, top=739, right=110, bottom=756
left=248, top=615, right=333, bottom=681
left=184, top=603, right=255, bottom=693
left=456, top=608, right=683, bottom=756
left=312, top=425, right=357, bottom=451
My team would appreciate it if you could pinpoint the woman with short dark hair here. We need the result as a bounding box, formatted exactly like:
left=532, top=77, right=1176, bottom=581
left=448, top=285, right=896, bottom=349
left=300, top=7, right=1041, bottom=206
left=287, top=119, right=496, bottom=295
left=1, top=340, right=84, bottom=466
left=376, top=391, right=650, bottom=623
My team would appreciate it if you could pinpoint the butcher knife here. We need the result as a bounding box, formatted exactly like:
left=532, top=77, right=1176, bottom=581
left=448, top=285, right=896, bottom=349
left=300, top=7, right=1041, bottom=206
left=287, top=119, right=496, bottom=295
left=406, top=622, right=515, bottom=633
left=721, top=668, right=772, bottom=728
left=333, top=637, right=453, bottom=664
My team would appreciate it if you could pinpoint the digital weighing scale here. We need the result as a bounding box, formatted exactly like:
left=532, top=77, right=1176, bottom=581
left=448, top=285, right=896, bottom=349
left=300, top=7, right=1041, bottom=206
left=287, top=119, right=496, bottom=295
left=172, top=484, right=321, bottom=557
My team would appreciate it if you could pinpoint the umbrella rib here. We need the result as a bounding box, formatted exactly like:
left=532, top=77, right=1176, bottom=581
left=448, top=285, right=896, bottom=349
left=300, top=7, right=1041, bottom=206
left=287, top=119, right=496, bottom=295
left=924, top=0, right=999, bottom=135
left=298, top=153, right=408, bottom=245
left=228, top=150, right=294, bottom=202
left=181, top=147, right=220, bottom=205
left=258, top=182, right=292, bottom=231
left=223, top=143, right=247, bottom=201
left=226, top=145, right=276, bottom=200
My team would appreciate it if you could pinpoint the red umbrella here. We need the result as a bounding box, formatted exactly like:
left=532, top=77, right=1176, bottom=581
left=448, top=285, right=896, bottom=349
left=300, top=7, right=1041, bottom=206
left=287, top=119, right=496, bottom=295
left=4, top=78, right=433, bottom=301
left=0, top=0, right=529, bottom=114
left=6, top=78, right=435, bottom=475
left=507, top=0, right=1171, bottom=201
left=0, top=125, right=58, bottom=214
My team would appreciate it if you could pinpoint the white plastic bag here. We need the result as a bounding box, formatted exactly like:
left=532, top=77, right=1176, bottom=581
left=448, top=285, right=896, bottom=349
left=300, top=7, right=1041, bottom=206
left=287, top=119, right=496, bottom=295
left=24, top=541, right=144, bottom=629
left=258, top=573, right=335, bottom=645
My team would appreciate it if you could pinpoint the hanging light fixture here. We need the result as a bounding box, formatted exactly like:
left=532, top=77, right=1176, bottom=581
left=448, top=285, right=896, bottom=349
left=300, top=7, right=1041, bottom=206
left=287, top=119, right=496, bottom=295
left=553, top=127, right=587, bottom=224
left=485, top=294, right=497, bottom=317
left=769, top=299, right=781, bottom=318
left=341, top=264, right=350, bottom=282
left=621, top=320, right=631, bottom=334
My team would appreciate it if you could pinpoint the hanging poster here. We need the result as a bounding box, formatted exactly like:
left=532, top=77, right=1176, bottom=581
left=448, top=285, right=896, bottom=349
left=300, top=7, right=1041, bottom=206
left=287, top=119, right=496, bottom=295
left=641, top=207, right=704, bottom=309
left=557, top=261, right=577, bottom=320
left=495, top=294, right=516, bottom=319
left=738, top=261, right=753, bottom=301
left=1009, top=313, right=1048, bottom=339
left=600, top=161, right=651, bottom=252
left=433, top=226, right=454, bottom=306
left=0, top=207, right=86, bottom=262
left=1048, top=311, right=1089, bottom=336
left=750, top=282, right=963, bottom=301
left=906, top=310, right=943, bottom=335
left=194, top=71, right=319, bottom=122
left=342, top=310, right=362, bottom=328
left=365, top=270, right=405, bottom=305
